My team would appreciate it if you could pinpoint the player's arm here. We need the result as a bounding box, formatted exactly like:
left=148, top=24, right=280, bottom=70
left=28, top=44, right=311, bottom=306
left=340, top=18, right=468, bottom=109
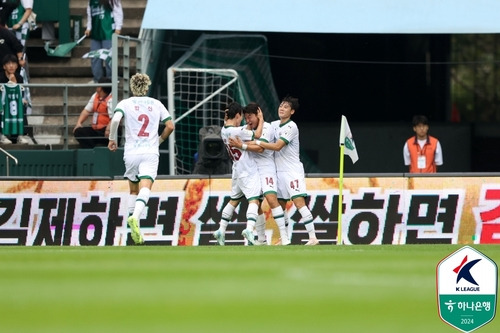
left=159, top=118, right=175, bottom=144
left=108, top=111, right=124, bottom=152
left=228, top=136, right=264, bottom=153
left=256, top=138, right=286, bottom=151
left=253, top=108, right=265, bottom=139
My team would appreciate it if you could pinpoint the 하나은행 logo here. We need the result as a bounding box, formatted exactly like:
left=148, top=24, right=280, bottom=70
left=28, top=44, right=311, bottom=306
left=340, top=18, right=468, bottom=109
left=437, top=246, right=498, bottom=333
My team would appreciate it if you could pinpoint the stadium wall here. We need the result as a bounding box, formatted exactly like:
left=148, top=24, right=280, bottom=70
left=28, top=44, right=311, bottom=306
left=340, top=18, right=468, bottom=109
left=0, top=175, right=498, bottom=246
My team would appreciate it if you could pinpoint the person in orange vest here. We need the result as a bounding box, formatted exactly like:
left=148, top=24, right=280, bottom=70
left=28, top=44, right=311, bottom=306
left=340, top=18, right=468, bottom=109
left=403, top=115, right=443, bottom=173
left=73, top=77, right=113, bottom=148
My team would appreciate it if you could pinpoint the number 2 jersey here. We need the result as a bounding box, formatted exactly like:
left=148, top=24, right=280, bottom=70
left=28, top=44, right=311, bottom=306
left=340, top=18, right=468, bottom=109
left=114, top=96, right=171, bottom=156
left=221, top=125, right=256, bottom=178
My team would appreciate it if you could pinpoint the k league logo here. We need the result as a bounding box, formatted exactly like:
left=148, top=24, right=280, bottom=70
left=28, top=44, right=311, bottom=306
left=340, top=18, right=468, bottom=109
left=437, top=246, right=498, bottom=333
left=454, top=255, right=481, bottom=291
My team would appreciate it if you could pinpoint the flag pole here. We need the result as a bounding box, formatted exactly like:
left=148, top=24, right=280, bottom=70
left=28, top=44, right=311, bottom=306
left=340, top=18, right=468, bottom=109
left=338, top=144, right=345, bottom=245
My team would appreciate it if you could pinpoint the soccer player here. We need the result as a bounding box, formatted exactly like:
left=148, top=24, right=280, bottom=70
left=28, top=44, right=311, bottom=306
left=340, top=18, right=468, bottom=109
left=108, top=73, right=174, bottom=245
left=212, top=102, right=261, bottom=245
left=229, top=102, right=290, bottom=245
left=245, top=96, right=319, bottom=245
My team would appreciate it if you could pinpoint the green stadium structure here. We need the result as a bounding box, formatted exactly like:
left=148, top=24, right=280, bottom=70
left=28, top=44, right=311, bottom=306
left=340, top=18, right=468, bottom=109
left=166, top=34, right=280, bottom=175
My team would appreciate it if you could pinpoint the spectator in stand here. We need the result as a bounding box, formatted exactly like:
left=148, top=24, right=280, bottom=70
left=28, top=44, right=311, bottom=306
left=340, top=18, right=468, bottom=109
left=0, top=5, right=25, bottom=68
left=5, top=0, right=33, bottom=125
left=0, top=3, right=28, bottom=144
left=73, top=77, right=113, bottom=148
left=85, top=0, right=123, bottom=83
left=0, top=53, right=30, bottom=144
left=6, top=0, right=33, bottom=47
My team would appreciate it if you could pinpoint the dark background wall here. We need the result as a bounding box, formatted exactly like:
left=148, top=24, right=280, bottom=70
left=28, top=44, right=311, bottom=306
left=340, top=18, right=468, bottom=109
left=264, top=33, right=451, bottom=124
left=300, top=122, right=470, bottom=173
left=156, top=31, right=499, bottom=173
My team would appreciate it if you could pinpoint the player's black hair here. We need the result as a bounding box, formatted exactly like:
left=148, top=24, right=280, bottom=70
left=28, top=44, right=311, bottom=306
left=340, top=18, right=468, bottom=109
left=225, top=102, right=242, bottom=120
left=281, top=95, right=299, bottom=112
left=243, top=102, right=260, bottom=115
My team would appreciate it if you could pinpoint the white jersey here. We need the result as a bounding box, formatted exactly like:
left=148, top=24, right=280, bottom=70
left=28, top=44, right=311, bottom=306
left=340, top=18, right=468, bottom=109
left=272, top=119, right=304, bottom=174
left=221, top=125, right=256, bottom=178
left=254, top=121, right=276, bottom=171
left=114, top=96, right=171, bottom=156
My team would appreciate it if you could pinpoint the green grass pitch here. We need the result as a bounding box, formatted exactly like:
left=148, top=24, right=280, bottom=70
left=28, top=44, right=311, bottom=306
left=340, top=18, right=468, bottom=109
left=0, top=245, right=498, bottom=333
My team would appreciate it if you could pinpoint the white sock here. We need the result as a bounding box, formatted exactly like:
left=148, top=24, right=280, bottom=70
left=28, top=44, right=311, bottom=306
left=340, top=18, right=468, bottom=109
left=128, top=194, right=137, bottom=216
left=284, top=208, right=293, bottom=239
left=219, top=203, right=236, bottom=233
left=284, top=208, right=289, bottom=226
left=299, top=206, right=316, bottom=239
left=255, top=214, right=266, bottom=241
left=132, top=188, right=150, bottom=220
left=271, top=206, right=287, bottom=240
left=246, top=202, right=258, bottom=231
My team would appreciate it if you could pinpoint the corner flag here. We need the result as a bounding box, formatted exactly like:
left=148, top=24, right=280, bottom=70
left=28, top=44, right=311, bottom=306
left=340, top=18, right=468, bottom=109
left=339, top=115, right=359, bottom=163
left=337, top=115, right=358, bottom=245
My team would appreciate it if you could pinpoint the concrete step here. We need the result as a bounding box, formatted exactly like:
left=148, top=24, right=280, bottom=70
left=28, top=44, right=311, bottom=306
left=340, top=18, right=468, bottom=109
left=28, top=77, right=110, bottom=97
left=26, top=40, right=138, bottom=59
left=21, top=0, right=146, bottom=146
left=27, top=58, right=137, bottom=77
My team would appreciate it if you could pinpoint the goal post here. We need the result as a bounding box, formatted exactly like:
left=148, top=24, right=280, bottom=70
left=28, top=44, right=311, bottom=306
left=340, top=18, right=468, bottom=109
left=165, top=34, right=280, bottom=175
left=167, top=68, right=243, bottom=175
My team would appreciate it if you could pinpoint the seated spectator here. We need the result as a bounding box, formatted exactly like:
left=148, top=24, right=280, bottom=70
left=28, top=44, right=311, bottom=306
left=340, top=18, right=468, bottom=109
left=0, top=53, right=30, bottom=144
left=73, top=77, right=113, bottom=148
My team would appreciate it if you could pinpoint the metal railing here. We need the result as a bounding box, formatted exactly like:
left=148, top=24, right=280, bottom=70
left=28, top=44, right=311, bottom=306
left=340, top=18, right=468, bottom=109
left=13, top=35, right=144, bottom=149
left=22, top=82, right=112, bottom=149
left=0, top=147, right=18, bottom=176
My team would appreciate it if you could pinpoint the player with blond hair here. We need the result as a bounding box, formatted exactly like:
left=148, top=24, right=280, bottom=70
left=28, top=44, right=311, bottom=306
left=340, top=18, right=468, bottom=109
left=108, top=73, right=174, bottom=244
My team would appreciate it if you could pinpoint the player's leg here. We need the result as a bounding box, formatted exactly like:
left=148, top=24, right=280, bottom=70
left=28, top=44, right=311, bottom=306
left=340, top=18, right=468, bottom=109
left=123, top=155, right=142, bottom=244
left=127, top=154, right=158, bottom=244
left=213, top=198, right=240, bottom=246
left=272, top=171, right=292, bottom=245
left=126, top=179, right=145, bottom=245
left=128, top=181, right=139, bottom=216
left=282, top=170, right=318, bottom=245
left=254, top=204, right=267, bottom=245
left=265, top=192, right=289, bottom=245
left=240, top=173, right=261, bottom=245
left=242, top=198, right=259, bottom=245
left=292, top=196, right=319, bottom=245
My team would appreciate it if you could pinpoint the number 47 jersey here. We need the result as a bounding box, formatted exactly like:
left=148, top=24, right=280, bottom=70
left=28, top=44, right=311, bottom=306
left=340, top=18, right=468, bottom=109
left=115, top=96, right=171, bottom=156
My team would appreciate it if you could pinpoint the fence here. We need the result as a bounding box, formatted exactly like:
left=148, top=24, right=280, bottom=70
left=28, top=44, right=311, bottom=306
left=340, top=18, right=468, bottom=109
left=4, top=35, right=144, bottom=148
left=22, top=82, right=112, bottom=149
